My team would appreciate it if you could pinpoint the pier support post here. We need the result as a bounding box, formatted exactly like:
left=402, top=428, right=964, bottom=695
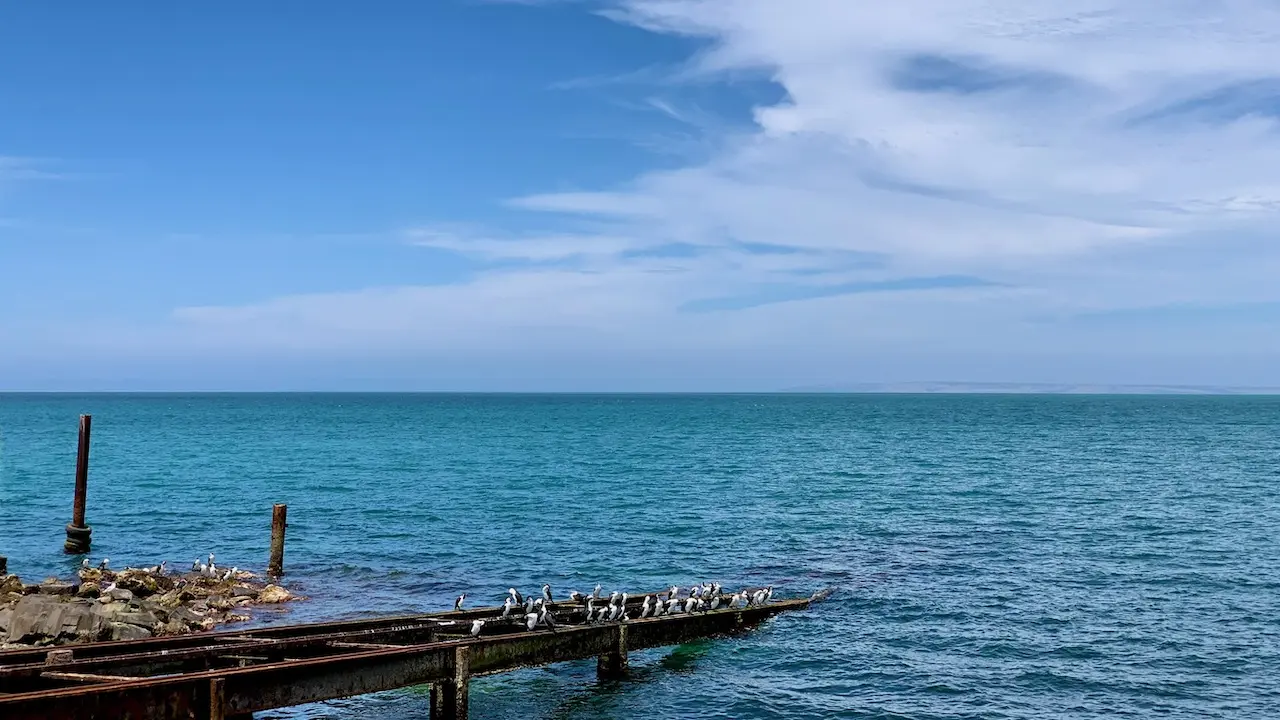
left=63, top=414, right=93, bottom=554
left=597, top=624, right=629, bottom=680
left=0, top=555, right=7, bottom=576
left=430, top=646, right=470, bottom=720
left=268, top=504, right=287, bottom=577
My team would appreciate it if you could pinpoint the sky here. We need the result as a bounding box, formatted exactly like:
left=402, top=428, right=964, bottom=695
left=3, top=1, right=1280, bottom=391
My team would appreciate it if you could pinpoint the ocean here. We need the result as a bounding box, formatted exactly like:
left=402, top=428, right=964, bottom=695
left=1, top=393, right=1278, bottom=718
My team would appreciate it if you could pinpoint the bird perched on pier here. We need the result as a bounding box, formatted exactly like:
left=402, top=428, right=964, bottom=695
left=524, top=612, right=540, bottom=631
left=538, top=605, right=556, bottom=631
left=542, top=583, right=553, bottom=602
left=639, top=596, right=653, bottom=618
left=508, top=587, right=524, bottom=606
left=454, top=593, right=466, bottom=611
left=501, top=598, right=515, bottom=618
left=607, top=590, right=619, bottom=605
left=81, top=558, right=90, bottom=570
left=524, top=596, right=535, bottom=614
left=764, top=586, right=774, bottom=603
left=592, top=583, right=602, bottom=600
left=667, top=585, right=679, bottom=599
left=98, top=558, right=110, bottom=570
left=470, top=619, right=485, bottom=638
left=567, top=590, right=585, bottom=603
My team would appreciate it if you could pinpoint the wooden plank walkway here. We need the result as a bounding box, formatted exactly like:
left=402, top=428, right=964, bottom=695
left=0, top=588, right=818, bottom=719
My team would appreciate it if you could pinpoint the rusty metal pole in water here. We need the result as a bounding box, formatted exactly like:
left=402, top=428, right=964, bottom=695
left=268, top=504, right=287, bottom=577
left=63, top=414, right=93, bottom=554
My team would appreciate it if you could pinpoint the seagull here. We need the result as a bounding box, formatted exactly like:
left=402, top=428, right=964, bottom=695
left=454, top=593, right=466, bottom=611
left=509, top=588, right=524, bottom=605
left=501, top=598, right=515, bottom=618
left=470, top=619, right=485, bottom=637
left=524, top=612, right=540, bottom=631
left=542, top=583, right=553, bottom=602
left=98, top=558, right=110, bottom=570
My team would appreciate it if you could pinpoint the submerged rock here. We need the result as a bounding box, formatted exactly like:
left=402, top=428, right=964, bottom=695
left=258, top=585, right=291, bottom=604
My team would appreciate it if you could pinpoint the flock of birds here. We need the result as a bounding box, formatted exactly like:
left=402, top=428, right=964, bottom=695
left=454, top=582, right=776, bottom=639
left=79, top=553, right=245, bottom=583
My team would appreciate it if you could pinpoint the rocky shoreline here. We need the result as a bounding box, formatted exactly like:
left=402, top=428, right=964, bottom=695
left=0, top=565, right=301, bottom=648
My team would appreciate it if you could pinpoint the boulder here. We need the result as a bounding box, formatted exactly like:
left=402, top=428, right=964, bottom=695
left=39, top=581, right=77, bottom=596
left=258, top=585, right=291, bottom=604
left=75, top=582, right=101, bottom=599
left=106, top=588, right=134, bottom=603
left=155, top=588, right=195, bottom=608
left=229, top=585, right=256, bottom=598
left=207, top=595, right=233, bottom=611
left=115, top=573, right=161, bottom=597
left=168, top=606, right=205, bottom=626
left=0, top=575, right=23, bottom=595
left=6, top=595, right=103, bottom=644
left=160, top=619, right=190, bottom=636
left=0, top=607, right=11, bottom=635
left=108, top=622, right=152, bottom=641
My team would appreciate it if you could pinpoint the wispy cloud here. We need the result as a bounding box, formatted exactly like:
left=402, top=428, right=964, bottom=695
left=69, top=1, right=1280, bottom=382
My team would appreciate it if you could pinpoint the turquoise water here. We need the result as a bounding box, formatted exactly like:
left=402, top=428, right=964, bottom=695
left=2, top=393, right=1279, bottom=718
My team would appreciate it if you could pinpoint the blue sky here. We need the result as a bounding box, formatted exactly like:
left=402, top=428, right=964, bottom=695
left=3, top=1, right=1280, bottom=390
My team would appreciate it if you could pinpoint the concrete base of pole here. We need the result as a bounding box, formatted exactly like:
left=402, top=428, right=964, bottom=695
left=63, top=524, right=92, bottom=554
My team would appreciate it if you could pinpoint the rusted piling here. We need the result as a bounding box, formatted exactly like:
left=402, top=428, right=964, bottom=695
left=596, top=624, right=628, bottom=679
left=63, top=415, right=93, bottom=554
left=268, top=504, right=287, bottom=577
left=429, top=646, right=470, bottom=720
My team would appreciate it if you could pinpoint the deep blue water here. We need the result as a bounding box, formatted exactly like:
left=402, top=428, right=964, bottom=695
left=2, top=393, right=1279, bottom=718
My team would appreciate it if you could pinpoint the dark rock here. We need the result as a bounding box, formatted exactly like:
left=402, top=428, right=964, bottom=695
left=21, top=584, right=41, bottom=595
left=76, top=582, right=101, bottom=599
left=168, top=606, right=205, bottom=626
left=229, top=585, right=255, bottom=598
left=115, top=573, right=161, bottom=598
left=108, top=622, right=152, bottom=641
left=39, top=582, right=77, bottom=596
left=6, top=595, right=103, bottom=644
left=160, top=619, right=190, bottom=636
left=0, top=607, right=11, bottom=635
left=106, top=588, right=133, bottom=603
left=208, top=595, right=234, bottom=611
left=0, top=575, right=23, bottom=595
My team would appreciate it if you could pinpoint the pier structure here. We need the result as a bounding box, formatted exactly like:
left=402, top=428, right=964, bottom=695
left=0, top=589, right=816, bottom=720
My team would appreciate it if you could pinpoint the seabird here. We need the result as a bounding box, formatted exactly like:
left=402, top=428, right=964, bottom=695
left=752, top=589, right=767, bottom=606
left=524, top=612, right=539, bottom=631
left=502, top=598, right=514, bottom=618
left=764, top=586, right=774, bottom=603
left=98, top=558, right=110, bottom=570
left=524, top=597, right=535, bottom=614
left=668, top=585, right=679, bottom=599
left=81, top=558, right=90, bottom=570
left=666, top=597, right=681, bottom=614
left=454, top=593, right=466, bottom=611
left=606, top=603, right=620, bottom=622
left=640, top=596, right=653, bottom=618
left=509, top=588, right=524, bottom=605
left=542, top=583, right=553, bottom=602
left=192, top=558, right=202, bottom=572
left=619, top=592, right=628, bottom=607
left=102, top=581, right=117, bottom=594
left=568, top=590, right=585, bottom=603
left=592, top=583, right=602, bottom=599
left=539, top=606, right=556, bottom=631
left=608, top=591, right=619, bottom=605
left=684, top=597, right=698, bottom=613
left=470, top=619, right=485, bottom=637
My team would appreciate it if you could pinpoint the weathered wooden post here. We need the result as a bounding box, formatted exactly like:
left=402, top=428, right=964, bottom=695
left=63, top=414, right=93, bottom=554
left=0, top=555, right=7, bottom=576
left=597, top=624, right=629, bottom=679
left=430, top=645, right=470, bottom=719
left=268, top=504, right=287, bottom=577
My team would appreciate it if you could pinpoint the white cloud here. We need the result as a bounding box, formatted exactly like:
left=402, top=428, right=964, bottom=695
left=88, top=1, right=1280, bottom=383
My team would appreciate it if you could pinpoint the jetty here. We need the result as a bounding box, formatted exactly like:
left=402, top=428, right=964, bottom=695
left=0, top=587, right=818, bottom=719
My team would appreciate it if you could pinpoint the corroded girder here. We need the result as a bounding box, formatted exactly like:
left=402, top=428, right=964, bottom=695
left=0, top=597, right=811, bottom=720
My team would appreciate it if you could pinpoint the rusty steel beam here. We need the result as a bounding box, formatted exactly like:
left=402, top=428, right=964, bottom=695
left=0, top=589, right=682, bottom=668
left=0, top=598, right=809, bottom=720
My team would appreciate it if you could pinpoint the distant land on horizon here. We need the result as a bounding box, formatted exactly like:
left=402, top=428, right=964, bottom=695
left=781, top=382, right=1280, bottom=395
